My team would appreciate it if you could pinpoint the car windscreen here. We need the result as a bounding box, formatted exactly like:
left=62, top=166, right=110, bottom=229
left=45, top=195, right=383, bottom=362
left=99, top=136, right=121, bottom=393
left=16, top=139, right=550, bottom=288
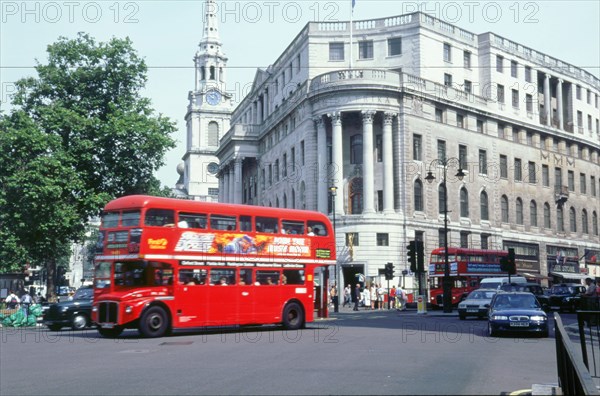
left=74, top=288, right=93, bottom=300
left=493, top=294, right=539, bottom=309
left=468, top=290, right=496, bottom=300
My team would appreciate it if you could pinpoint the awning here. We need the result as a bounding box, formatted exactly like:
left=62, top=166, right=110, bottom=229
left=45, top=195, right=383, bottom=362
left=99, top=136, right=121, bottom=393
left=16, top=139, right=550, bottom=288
left=519, top=272, right=548, bottom=280
left=549, top=272, right=590, bottom=280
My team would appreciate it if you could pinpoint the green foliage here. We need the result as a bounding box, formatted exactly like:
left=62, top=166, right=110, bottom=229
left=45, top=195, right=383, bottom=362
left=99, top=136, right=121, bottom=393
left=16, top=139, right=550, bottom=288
left=0, top=33, right=176, bottom=281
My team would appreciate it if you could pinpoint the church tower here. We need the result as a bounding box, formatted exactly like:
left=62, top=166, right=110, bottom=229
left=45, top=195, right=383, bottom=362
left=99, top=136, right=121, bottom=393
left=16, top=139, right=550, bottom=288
left=181, top=0, right=232, bottom=200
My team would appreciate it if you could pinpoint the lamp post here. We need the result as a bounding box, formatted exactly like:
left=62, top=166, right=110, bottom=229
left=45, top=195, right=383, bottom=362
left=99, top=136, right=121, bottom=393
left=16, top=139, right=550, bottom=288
left=329, top=186, right=339, bottom=312
left=424, top=158, right=465, bottom=314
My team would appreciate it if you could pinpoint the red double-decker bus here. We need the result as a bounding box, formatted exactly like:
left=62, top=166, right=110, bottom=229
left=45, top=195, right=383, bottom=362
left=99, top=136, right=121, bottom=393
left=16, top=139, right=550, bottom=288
left=91, top=195, right=336, bottom=338
left=428, top=247, right=509, bottom=308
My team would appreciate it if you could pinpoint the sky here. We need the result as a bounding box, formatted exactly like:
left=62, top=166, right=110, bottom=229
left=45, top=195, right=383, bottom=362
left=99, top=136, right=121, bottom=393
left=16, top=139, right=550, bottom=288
left=1, top=0, right=599, bottom=188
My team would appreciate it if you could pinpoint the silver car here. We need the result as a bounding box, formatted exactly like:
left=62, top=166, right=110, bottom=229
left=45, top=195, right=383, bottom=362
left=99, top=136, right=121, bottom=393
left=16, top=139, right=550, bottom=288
left=458, top=289, right=497, bottom=320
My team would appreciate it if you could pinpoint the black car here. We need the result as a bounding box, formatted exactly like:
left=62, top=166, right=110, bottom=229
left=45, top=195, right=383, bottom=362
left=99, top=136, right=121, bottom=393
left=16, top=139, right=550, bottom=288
left=43, top=286, right=94, bottom=331
left=499, top=283, right=550, bottom=311
left=487, top=292, right=548, bottom=337
left=547, top=283, right=586, bottom=312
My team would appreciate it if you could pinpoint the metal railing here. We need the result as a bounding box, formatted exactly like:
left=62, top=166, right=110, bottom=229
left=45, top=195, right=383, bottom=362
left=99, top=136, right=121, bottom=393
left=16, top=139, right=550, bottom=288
left=577, top=310, right=600, bottom=383
left=554, top=313, right=600, bottom=395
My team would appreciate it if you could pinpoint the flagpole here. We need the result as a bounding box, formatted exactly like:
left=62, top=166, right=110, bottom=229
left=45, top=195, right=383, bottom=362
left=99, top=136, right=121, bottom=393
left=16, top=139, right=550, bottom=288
left=349, top=0, right=354, bottom=69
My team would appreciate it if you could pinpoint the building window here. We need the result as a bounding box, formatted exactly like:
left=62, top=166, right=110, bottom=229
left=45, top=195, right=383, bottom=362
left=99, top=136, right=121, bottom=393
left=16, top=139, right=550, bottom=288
left=350, top=134, right=363, bottom=164
left=375, top=134, right=382, bottom=162
left=290, top=147, right=296, bottom=172
left=207, top=121, right=219, bottom=147
left=274, top=159, right=280, bottom=182
left=443, top=43, right=452, bottom=62
left=358, top=40, right=373, bottom=59
left=544, top=203, right=551, bottom=228
left=444, top=73, right=452, bottom=87
left=568, top=170, right=574, bottom=191
left=460, top=187, right=469, bottom=217
left=569, top=207, right=576, bottom=233
left=329, top=42, right=344, bottom=61
left=555, top=167, right=562, bottom=188
left=300, top=140, right=305, bottom=165
left=557, top=206, right=564, bottom=232
left=526, top=94, right=533, bottom=112
left=479, top=150, right=487, bottom=175
left=268, top=164, right=273, bottom=186
left=497, top=84, right=505, bottom=103
left=582, top=210, right=589, bottom=234
left=413, top=134, right=422, bottom=161
left=460, top=232, right=469, bottom=248
left=438, top=229, right=447, bottom=247
left=516, top=198, right=524, bottom=225
left=481, top=234, right=489, bottom=249
left=498, top=124, right=505, bottom=139
left=514, top=158, right=522, bottom=181
left=511, top=60, right=518, bottom=77
left=457, top=114, right=465, bottom=129
left=478, top=191, right=489, bottom=221
left=477, top=119, right=484, bottom=133
left=463, top=51, right=471, bottom=68
left=377, top=190, right=383, bottom=212
left=464, top=80, right=472, bottom=94
left=496, top=55, right=504, bottom=72
left=528, top=162, right=536, bottom=184
left=388, top=37, right=402, bottom=56
left=576, top=85, right=581, bottom=100
left=437, top=140, right=446, bottom=162
left=542, top=165, right=549, bottom=187
left=591, top=176, right=596, bottom=197
left=501, top=195, right=509, bottom=223
left=459, top=144, right=468, bottom=169
left=525, top=66, right=532, bottom=82
left=500, top=155, right=508, bottom=178
left=593, top=212, right=598, bottom=236
left=414, top=179, right=424, bottom=212
left=345, top=233, right=359, bottom=246
left=376, top=233, right=389, bottom=246
left=580, top=173, right=587, bottom=194
left=349, top=177, right=363, bottom=215
left=512, top=89, right=519, bottom=108
left=282, top=153, right=288, bottom=178
left=438, top=184, right=446, bottom=215
left=435, top=108, right=444, bottom=123
left=530, top=200, right=538, bottom=227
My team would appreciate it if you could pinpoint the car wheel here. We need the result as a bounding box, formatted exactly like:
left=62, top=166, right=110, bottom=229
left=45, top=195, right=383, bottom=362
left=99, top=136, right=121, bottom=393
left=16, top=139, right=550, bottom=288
left=488, top=323, right=497, bottom=337
left=47, top=324, right=62, bottom=331
left=98, top=326, right=123, bottom=338
left=72, top=314, right=88, bottom=330
left=282, top=302, right=305, bottom=330
left=139, top=306, right=169, bottom=338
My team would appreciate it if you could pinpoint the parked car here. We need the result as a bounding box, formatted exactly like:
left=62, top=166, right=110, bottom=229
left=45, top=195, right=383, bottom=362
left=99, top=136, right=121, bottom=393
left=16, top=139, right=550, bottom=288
left=547, top=283, right=586, bottom=312
left=43, top=286, right=94, bottom=331
left=499, top=283, right=550, bottom=311
left=487, top=292, right=548, bottom=337
left=457, top=289, right=497, bottom=320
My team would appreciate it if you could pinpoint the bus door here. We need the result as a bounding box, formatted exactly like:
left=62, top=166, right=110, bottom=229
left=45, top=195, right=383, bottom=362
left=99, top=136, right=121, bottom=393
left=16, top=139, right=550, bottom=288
left=176, top=268, right=208, bottom=328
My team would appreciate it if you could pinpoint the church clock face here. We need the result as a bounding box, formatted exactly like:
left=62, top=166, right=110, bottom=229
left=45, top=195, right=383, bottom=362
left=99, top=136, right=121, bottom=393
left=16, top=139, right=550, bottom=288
left=207, top=162, right=219, bottom=175
left=206, top=90, right=222, bottom=106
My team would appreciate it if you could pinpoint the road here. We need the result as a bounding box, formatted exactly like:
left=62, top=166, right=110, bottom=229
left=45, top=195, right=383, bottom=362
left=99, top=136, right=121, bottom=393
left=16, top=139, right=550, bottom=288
left=1, top=309, right=562, bottom=395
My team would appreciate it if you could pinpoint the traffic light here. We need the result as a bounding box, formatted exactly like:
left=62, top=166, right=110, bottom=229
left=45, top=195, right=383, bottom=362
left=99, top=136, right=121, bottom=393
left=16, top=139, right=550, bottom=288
left=407, top=241, right=417, bottom=273
left=416, top=241, right=425, bottom=272
left=500, top=248, right=517, bottom=275
left=385, top=262, right=394, bottom=280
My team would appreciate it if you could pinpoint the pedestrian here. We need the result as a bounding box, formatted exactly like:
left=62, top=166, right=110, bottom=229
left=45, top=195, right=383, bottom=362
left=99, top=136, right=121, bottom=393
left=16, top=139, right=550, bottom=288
left=5, top=290, right=20, bottom=309
left=343, top=284, right=351, bottom=308
left=370, top=283, right=377, bottom=310
left=584, top=277, right=597, bottom=296
left=353, top=284, right=361, bottom=311
left=389, top=286, right=397, bottom=310
left=377, top=284, right=385, bottom=310
left=330, top=283, right=339, bottom=313
left=20, top=288, right=34, bottom=320
left=396, top=285, right=407, bottom=311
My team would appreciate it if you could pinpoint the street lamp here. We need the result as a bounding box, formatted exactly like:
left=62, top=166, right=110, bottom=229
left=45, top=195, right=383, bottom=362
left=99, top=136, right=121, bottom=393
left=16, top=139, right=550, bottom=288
left=329, top=186, right=339, bottom=312
left=424, top=158, right=465, bottom=313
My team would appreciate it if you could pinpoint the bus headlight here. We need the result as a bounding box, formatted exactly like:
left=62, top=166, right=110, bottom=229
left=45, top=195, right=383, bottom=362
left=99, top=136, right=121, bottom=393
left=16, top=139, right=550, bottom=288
left=125, top=306, right=133, bottom=314
left=92, top=306, right=98, bottom=312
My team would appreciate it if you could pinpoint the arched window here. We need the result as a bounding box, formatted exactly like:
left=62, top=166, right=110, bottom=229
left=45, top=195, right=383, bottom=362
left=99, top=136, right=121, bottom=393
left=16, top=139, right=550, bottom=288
left=569, top=207, right=576, bottom=232
left=300, top=182, right=306, bottom=210
left=557, top=206, right=564, bottom=232
left=516, top=198, right=523, bottom=225
left=593, top=211, right=598, bottom=235
left=582, top=209, right=588, bottom=234
left=349, top=177, right=363, bottom=214
left=414, top=179, right=424, bottom=211
left=276, top=197, right=280, bottom=208
left=283, top=193, right=287, bottom=208
left=544, top=203, right=551, bottom=228
left=501, top=195, right=509, bottom=223
left=291, top=188, right=296, bottom=209
left=530, top=200, right=537, bottom=227
left=460, top=187, right=469, bottom=217
left=350, top=134, right=363, bottom=164
left=480, top=191, right=489, bottom=221
left=209, top=66, right=216, bottom=80
left=200, top=66, right=206, bottom=80
left=438, top=184, right=446, bottom=214
left=207, top=121, right=219, bottom=147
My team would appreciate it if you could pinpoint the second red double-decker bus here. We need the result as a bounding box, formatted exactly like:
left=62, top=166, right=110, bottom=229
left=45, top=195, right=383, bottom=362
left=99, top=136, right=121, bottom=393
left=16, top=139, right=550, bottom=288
left=428, top=247, right=509, bottom=308
left=91, top=195, right=336, bottom=337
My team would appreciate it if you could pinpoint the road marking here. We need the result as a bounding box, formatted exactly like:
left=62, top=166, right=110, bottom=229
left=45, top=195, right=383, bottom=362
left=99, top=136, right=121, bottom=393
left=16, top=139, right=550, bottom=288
left=508, top=389, right=532, bottom=395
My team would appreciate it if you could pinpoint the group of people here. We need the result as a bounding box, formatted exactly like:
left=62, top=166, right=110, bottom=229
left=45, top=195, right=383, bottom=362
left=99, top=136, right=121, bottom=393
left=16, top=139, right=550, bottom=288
left=340, top=284, right=408, bottom=311
left=4, top=288, right=36, bottom=320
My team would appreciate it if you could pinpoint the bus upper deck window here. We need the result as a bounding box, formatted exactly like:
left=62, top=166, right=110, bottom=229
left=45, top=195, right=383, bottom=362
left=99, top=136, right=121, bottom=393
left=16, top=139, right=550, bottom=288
left=179, top=212, right=207, bottom=229
left=102, top=212, right=119, bottom=228
left=121, top=211, right=141, bottom=227
left=210, top=215, right=237, bottom=231
left=145, top=209, right=175, bottom=227
left=256, top=217, right=278, bottom=233
left=307, top=221, right=328, bottom=236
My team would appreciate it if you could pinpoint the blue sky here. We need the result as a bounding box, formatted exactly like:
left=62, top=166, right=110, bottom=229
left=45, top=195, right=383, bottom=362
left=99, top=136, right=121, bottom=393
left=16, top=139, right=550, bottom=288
left=2, top=0, right=599, bottom=187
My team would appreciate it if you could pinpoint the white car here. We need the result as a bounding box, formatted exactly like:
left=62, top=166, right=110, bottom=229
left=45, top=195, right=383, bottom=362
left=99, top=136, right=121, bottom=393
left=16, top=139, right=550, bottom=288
left=458, top=289, right=497, bottom=320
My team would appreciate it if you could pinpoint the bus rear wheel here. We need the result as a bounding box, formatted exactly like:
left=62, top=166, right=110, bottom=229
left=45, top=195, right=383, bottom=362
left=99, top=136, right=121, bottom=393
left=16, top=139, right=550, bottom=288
left=282, top=302, right=304, bottom=330
left=139, top=306, right=169, bottom=338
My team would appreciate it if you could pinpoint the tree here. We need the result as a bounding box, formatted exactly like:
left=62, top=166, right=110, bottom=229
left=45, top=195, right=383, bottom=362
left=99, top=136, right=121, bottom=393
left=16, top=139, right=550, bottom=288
left=0, top=33, right=176, bottom=299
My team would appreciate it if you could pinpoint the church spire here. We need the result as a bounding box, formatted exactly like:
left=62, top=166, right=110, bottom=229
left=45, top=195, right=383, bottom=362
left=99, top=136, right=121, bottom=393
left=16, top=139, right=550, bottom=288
left=202, top=0, right=222, bottom=49
left=194, top=0, right=227, bottom=92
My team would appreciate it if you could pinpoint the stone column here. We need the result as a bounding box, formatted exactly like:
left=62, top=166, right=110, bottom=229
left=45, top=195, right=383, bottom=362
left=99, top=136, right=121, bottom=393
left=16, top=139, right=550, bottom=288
left=362, top=110, right=376, bottom=214
left=329, top=112, right=344, bottom=215
left=228, top=163, right=235, bottom=204
left=557, top=79, right=564, bottom=130
left=544, top=74, right=551, bottom=126
left=314, top=116, right=328, bottom=214
left=233, top=159, right=243, bottom=204
left=383, top=112, right=396, bottom=214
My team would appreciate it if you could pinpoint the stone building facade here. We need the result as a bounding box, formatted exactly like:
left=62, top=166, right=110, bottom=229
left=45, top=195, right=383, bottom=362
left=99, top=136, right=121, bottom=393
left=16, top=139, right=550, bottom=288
left=211, top=12, right=600, bottom=289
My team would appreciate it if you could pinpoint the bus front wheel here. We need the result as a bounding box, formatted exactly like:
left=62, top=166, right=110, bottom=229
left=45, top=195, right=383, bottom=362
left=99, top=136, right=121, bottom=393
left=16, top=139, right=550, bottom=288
left=139, top=306, right=169, bottom=338
left=282, top=302, right=304, bottom=330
